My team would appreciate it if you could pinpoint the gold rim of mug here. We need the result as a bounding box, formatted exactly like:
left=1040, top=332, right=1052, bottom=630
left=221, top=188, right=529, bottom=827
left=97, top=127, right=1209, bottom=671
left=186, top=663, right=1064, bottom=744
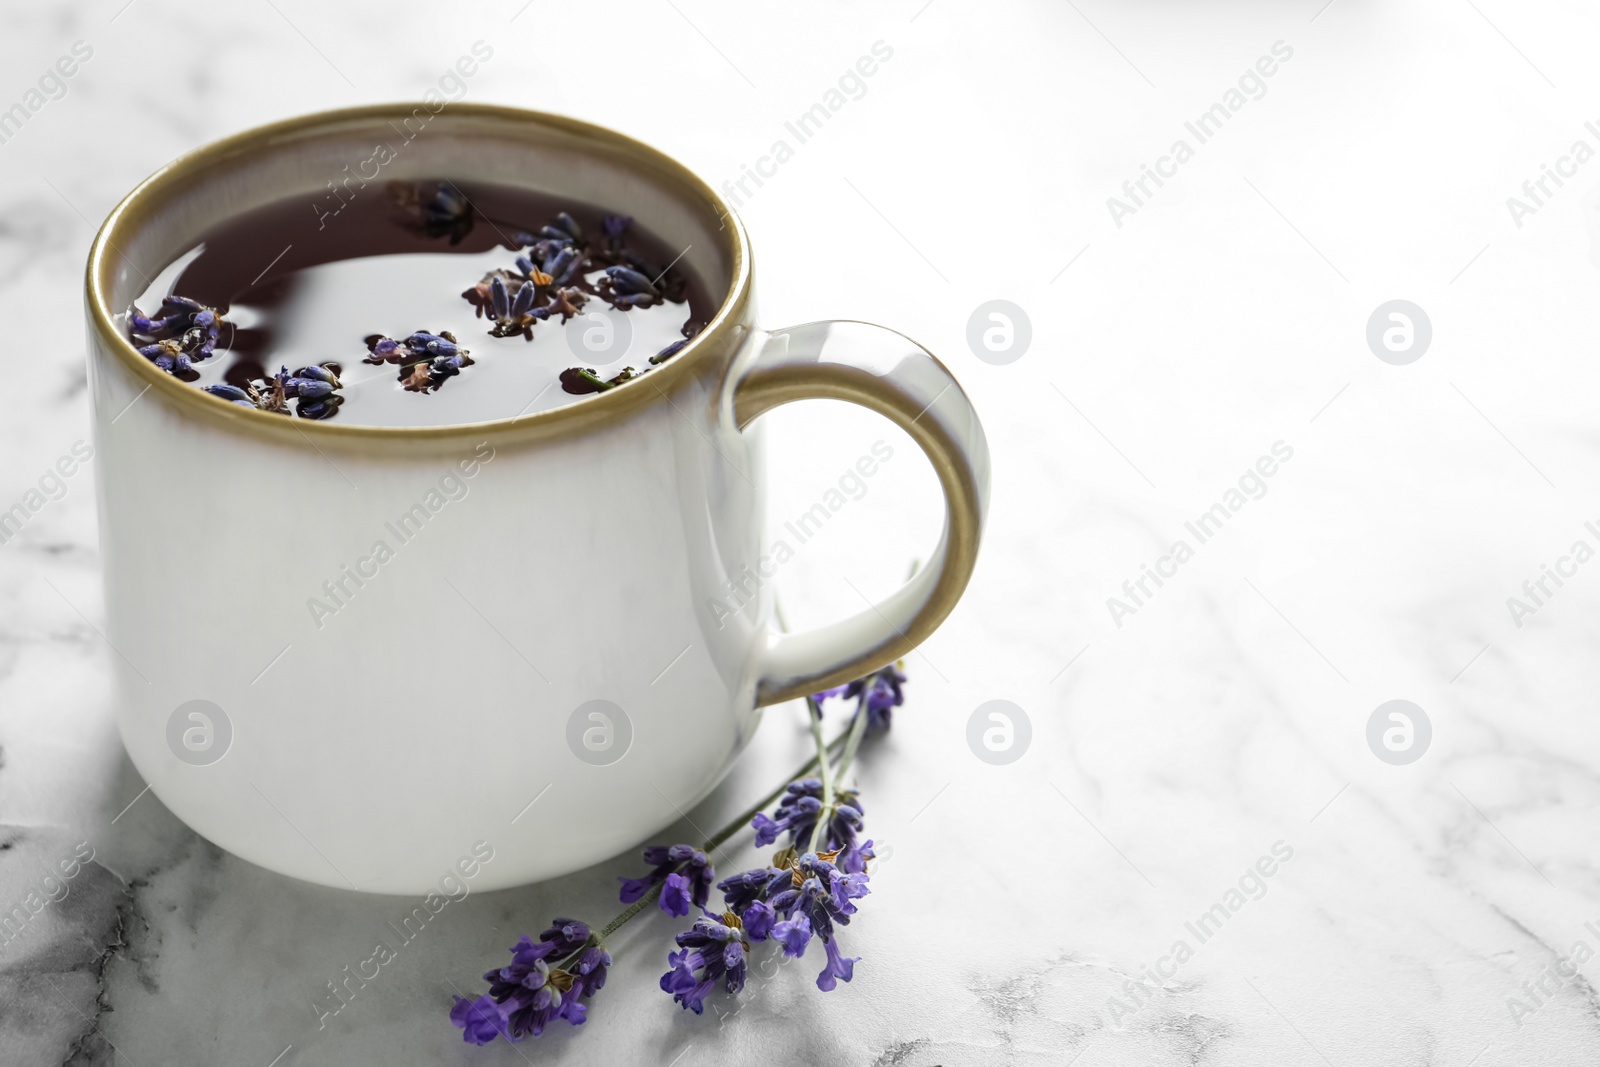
left=85, top=103, right=752, bottom=449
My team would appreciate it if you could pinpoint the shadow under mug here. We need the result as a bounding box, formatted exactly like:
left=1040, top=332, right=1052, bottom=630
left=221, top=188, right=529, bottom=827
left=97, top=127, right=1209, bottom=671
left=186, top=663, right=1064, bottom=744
left=85, top=103, right=991, bottom=894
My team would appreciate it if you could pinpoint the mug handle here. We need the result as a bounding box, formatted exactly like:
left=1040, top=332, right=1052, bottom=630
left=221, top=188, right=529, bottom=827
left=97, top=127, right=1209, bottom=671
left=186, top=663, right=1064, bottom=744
left=732, top=320, right=992, bottom=706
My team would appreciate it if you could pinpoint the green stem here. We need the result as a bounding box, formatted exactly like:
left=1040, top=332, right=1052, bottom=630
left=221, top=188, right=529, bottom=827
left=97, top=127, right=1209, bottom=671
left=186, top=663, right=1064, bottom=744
left=803, top=697, right=836, bottom=855
left=574, top=368, right=613, bottom=391
left=599, top=883, right=665, bottom=939
left=800, top=696, right=874, bottom=860
left=592, top=725, right=851, bottom=945
left=831, top=700, right=872, bottom=788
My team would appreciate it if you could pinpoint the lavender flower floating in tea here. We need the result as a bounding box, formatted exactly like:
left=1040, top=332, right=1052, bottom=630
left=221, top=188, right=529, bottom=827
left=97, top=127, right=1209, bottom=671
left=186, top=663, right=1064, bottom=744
left=127, top=294, right=227, bottom=374
left=202, top=362, right=346, bottom=419
left=122, top=181, right=711, bottom=425
left=449, top=663, right=906, bottom=1045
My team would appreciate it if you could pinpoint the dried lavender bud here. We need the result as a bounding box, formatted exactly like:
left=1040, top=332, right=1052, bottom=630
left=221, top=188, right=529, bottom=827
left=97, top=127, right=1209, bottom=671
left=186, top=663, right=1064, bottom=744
left=127, top=295, right=230, bottom=376
left=365, top=332, right=473, bottom=390
left=606, top=266, right=658, bottom=296
left=296, top=364, right=341, bottom=387
left=484, top=279, right=543, bottom=339
left=408, top=331, right=462, bottom=357
left=429, top=354, right=466, bottom=380
left=462, top=270, right=522, bottom=321
left=546, top=254, right=580, bottom=289
left=138, top=340, right=184, bottom=373
left=513, top=255, right=552, bottom=287
left=297, top=397, right=343, bottom=420
left=543, top=245, right=583, bottom=287
left=490, top=275, right=511, bottom=321
left=203, top=383, right=253, bottom=406
left=289, top=379, right=335, bottom=400
left=650, top=339, right=689, bottom=365
left=511, top=281, right=536, bottom=319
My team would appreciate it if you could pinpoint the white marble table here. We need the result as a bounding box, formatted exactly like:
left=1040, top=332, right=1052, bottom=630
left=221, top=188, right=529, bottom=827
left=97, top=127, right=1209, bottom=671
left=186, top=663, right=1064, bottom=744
left=5, top=0, right=1600, bottom=1063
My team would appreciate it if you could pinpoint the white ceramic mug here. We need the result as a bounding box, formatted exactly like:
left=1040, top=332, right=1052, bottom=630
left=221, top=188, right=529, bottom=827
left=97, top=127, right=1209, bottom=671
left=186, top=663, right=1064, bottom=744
left=86, top=104, right=990, bottom=894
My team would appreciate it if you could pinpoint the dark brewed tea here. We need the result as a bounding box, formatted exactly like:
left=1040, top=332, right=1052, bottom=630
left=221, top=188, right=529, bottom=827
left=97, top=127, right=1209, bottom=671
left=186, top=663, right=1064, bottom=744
left=124, top=181, right=714, bottom=426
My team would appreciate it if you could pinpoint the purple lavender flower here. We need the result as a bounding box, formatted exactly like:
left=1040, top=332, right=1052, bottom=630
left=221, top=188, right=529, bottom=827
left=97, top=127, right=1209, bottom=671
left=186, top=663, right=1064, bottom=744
left=659, top=911, right=750, bottom=1014
left=511, top=254, right=548, bottom=285
left=211, top=364, right=342, bottom=420
left=596, top=264, right=665, bottom=311
left=555, top=211, right=584, bottom=240
left=285, top=363, right=345, bottom=419
left=752, top=779, right=864, bottom=857
left=716, top=852, right=869, bottom=993
left=765, top=852, right=868, bottom=991
left=363, top=331, right=473, bottom=391
left=605, top=266, right=659, bottom=295
left=618, top=843, right=715, bottom=918
left=449, top=995, right=510, bottom=1046
left=814, top=662, right=906, bottom=733
left=128, top=295, right=228, bottom=375
left=538, top=211, right=583, bottom=243
left=716, top=866, right=788, bottom=920
left=771, top=914, right=812, bottom=958
left=816, top=935, right=859, bottom=991
left=767, top=854, right=867, bottom=934
left=408, top=331, right=462, bottom=358
left=137, top=340, right=189, bottom=374
left=202, top=383, right=254, bottom=408
left=463, top=269, right=524, bottom=320
left=742, top=899, right=776, bottom=941
left=452, top=918, right=610, bottom=1045
left=752, top=779, right=822, bottom=848
left=837, top=836, right=876, bottom=876
left=288, top=377, right=333, bottom=399
left=845, top=663, right=906, bottom=731
left=484, top=273, right=546, bottom=338
left=542, top=244, right=584, bottom=287
left=462, top=257, right=586, bottom=339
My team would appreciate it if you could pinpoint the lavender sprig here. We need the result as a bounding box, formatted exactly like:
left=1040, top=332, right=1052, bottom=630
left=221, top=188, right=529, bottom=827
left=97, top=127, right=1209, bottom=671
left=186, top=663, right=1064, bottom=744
left=449, top=684, right=887, bottom=1046
left=680, top=676, right=887, bottom=1004
left=618, top=844, right=714, bottom=917
left=449, top=918, right=611, bottom=1043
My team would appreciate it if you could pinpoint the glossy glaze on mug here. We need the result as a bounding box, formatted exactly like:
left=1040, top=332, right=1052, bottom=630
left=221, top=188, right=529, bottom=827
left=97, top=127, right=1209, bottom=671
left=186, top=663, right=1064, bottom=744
left=87, top=105, right=990, bottom=894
